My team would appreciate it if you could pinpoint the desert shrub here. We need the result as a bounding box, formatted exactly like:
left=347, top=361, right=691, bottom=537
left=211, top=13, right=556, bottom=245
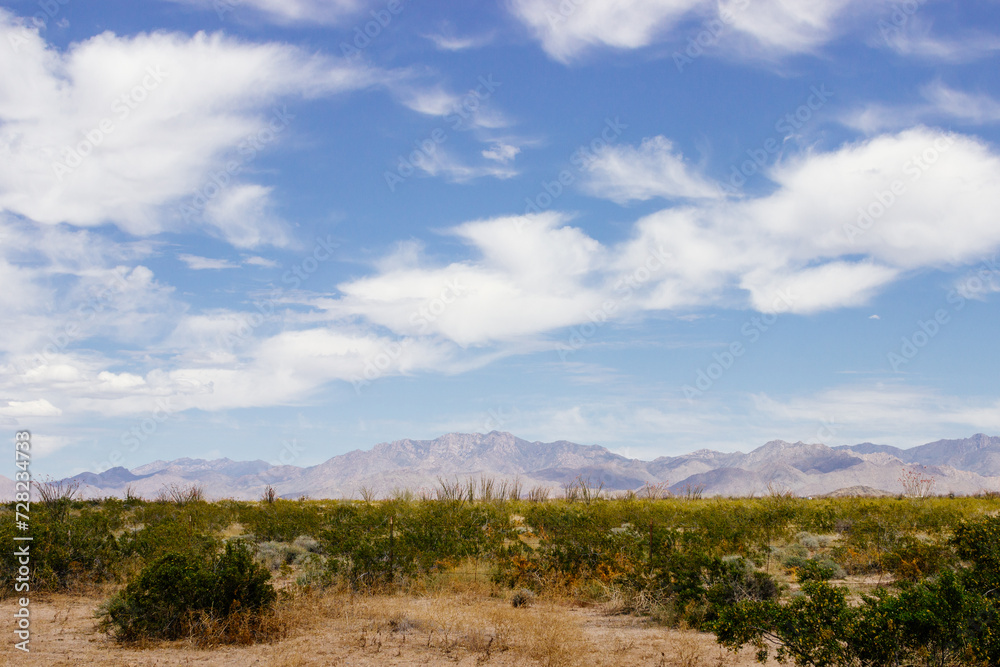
left=713, top=571, right=1000, bottom=666
left=294, top=553, right=330, bottom=589
left=714, top=581, right=853, bottom=666
left=322, top=500, right=511, bottom=590
left=0, top=506, right=121, bottom=594
left=794, top=531, right=821, bottom=550
left=291, top=535, right=322, bottom=553
left=703, top=556, right=780, bottom=619
left=784, top=556, right=844, bottom=582
left=780, top=544, right=810, bottom=561
left=100, top=540, right=277, bottom=643
left=885, top=535, right=952, bottom=582
left=119, top=516, right=220, bottom=561
left=240, top=500, right=323, bottom=542
left=952, top=514, right=1000, bottom=594
left=511, top=588, right=536, bottom=607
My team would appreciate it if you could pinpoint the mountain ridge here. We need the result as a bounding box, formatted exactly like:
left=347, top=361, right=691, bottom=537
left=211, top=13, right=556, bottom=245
left=16, top=431, right=1000, bottom=501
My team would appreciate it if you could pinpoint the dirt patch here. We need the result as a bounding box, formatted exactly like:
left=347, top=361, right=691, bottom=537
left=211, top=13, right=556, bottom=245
left=0, top=592, right=778, bottom=666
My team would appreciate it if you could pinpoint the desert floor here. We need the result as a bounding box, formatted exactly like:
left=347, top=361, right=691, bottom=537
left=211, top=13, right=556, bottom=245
left=0, top=589, right=780, bottom=667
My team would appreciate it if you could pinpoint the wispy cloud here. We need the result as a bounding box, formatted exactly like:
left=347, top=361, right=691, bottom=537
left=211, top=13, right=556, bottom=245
left=178, top=254, right=241, bottom=270
left=424, top=31, right=494, bottom=52
left=161, top=0, right=374, bottom=25
left=843, top=81, right=1000, bottom=133
left=581, top=135, right=724, bottom=203
left=879, top=15, right=1000, bottom=62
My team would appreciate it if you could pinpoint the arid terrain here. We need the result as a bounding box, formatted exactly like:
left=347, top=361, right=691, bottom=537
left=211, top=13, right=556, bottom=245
left=2, top=589, right=776, bottom=667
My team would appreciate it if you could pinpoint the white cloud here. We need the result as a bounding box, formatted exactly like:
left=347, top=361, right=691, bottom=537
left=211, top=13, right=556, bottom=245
left=507, top=0, right=879, bottom=63
left=200, top=184, right=290, bottom=248
left=178, top=254, right=240, bottom=270
left=482, top=142, right=520, bottom=164
left=5, top=129, right=1000, bottom=418
left=396, top=81, right=510, bottom=131
left=878, top=15, right=1000, bottom=62
left=508, top=0, right=703, bottom=63
left=581, top=135, right=724, bottom=203
left=0, top=399, right=62, bottom=417
left=424, top=32, right=494, bottom=51
left=921, top=82, right=1000, bottom=125
left=162, top=0, right=373, bottom=25
left=412, top=148, right=518, bottom=183
left=0, top=13, right=390, bottom=246
left=336, top=127, right=1000, bottom=346
left=399, top=87, right=462, bottom=117
left=245, top=255, right=280, bottom=268
left=843, top=82, right=1000, bottom=133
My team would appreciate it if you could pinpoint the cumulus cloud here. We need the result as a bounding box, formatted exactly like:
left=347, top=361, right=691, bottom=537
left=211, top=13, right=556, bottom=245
left=581, top=135, right=724, bottom=203
left=507, top=0, right=880, bottom=63
left=0, top=12, right=392, bottom=246
left=5, top=128, right=1000, bottom=418
left=335, top=127, right=1000, bottom=346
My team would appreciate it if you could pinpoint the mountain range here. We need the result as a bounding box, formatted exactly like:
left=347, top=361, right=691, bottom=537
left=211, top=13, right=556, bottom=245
left=8, top=432, right=1000, bottom=500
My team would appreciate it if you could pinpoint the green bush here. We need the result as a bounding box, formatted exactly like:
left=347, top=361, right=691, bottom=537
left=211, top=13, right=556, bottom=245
left=785, top=556, right=844, bottom=582
left=713, top=570, right=1000, bottom=666
left=100, top=540, right=277, bottom=643
left=0, top=506, right=121, bottom=594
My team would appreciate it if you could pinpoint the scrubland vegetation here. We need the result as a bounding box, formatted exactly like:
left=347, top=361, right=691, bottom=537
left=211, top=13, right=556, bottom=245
left=4, top=480, right=999, bottom=665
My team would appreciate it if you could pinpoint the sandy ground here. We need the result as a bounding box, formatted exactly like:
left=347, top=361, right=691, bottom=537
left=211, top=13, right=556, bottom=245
left=0, top=591, right=781, bottom=667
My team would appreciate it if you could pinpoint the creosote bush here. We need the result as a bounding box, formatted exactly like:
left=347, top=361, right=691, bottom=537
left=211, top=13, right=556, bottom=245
left=99, top=540, right=279, bottom=644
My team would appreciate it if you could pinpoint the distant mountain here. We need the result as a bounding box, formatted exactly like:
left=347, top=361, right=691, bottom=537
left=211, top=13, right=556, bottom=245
left=17, top=432, right=1000, bottom=501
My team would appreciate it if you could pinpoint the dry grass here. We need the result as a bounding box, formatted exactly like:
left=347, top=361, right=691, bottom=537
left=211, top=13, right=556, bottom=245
left=0, top=586, right=779, bottom=667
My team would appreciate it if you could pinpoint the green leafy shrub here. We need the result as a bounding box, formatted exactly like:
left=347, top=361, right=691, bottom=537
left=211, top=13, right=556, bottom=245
left=784, top=556, right=844, bottom=582
left=885, top=535, right=951, bottom=582
left=100, top=540, right=277, bottom=643
left=712, top=570, right=1000, bottom=666
left=0, top=506, right=121, bottom=594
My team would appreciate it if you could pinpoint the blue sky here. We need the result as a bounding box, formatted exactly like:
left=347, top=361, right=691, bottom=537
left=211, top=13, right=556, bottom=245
left=2, top=0, right=1000, bottom=477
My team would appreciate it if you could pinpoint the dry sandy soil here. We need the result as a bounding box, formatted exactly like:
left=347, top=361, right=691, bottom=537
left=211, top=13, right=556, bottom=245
left=0, top=590, right=780, bottom=667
